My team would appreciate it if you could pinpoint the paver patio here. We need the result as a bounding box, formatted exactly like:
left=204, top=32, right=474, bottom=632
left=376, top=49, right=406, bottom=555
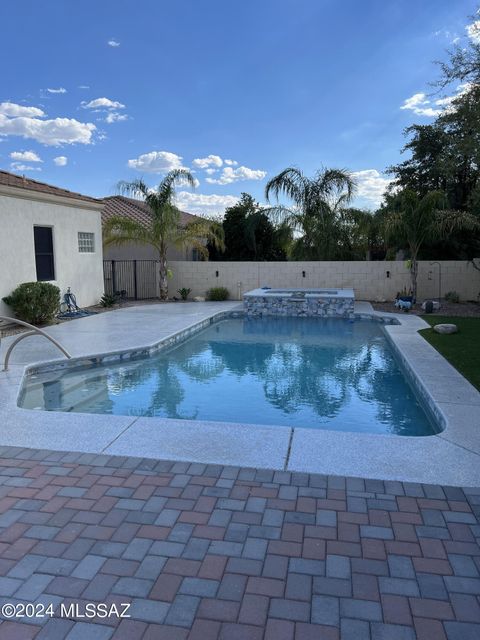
left=0, top=447, right=477, bottom=639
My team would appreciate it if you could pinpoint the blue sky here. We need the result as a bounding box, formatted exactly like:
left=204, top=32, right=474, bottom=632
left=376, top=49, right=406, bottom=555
left=1, top=0, right=478, bottom=215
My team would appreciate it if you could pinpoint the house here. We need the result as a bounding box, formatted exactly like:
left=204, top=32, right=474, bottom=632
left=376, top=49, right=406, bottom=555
left=0, top=170, right=105, bottom=316
left=102, top=196, right=201, bottom=261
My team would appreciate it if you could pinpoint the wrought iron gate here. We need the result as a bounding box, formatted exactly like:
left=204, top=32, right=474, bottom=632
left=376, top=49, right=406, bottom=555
left=103, top=260, right=158, bottom=300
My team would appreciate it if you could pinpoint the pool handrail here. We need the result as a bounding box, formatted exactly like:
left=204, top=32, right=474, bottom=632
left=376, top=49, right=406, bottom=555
left=0, top=316, right=72, bottom=371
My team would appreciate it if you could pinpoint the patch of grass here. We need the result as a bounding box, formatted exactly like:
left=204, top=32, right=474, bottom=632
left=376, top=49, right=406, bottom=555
left=419, top=316, right=480, bottom=390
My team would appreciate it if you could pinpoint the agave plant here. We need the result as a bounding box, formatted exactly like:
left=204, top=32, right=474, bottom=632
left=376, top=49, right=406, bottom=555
left=103, top=170, right=224, bottom=299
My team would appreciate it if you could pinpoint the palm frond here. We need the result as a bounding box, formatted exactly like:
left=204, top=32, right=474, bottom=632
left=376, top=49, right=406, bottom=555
left=315, top=168, right=356, bottom=207
left=117, top=179, right=150, bottom=200
left=157, top=169, right=196, bottom=205
left=384, top=211, right=405, bottom=238
left=175, top=218, right=225, bottom=256
left=259, top=205, right=303, bottom=230
left=432, top=209, right=479, bottom=238
left=265, top=167, right=306, bottom=205
left=103, top=215, right=158, bottom=251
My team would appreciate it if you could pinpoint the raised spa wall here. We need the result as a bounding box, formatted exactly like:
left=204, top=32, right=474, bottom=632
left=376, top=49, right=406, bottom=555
left=243, top=288, right=355, bottom=318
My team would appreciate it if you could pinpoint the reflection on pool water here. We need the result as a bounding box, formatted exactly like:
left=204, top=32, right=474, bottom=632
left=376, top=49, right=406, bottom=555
left=20, top=317, right=437, bottom=436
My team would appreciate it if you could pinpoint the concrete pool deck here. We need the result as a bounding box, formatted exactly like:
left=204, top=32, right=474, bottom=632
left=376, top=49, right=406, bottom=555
left=0, top=302, right=479, bottom=487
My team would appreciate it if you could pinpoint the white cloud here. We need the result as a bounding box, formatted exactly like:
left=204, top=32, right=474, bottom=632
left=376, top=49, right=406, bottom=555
left=192, top=154, right=223, bottom=169
left=10, top=162, right=41, bottom=172
left=0, top=102, right=95, bottom=146
left=47, top=87, right=67, bottom=94
left=466, top=20, right=480, bottom=44
left=352, top=170, right=391, bottom=207
left=205, top=168, right=217, bottom=175
left=401, top=93, right=428, bottom=111
left=82, top=97, right=125, bottom=110
left=400, top=93, right=441, bottom=117
left=400, top=84, right=473, bottom=118
left=78, top=85, right=90, bottom=90
left=108, top=39, right=121, bottom=47
left=0, top=102, right=44, bottom=118
left=128, top=150, right=188, bottom=173
left=53, top=156, right=68, bottom=166
left=224, top=159, right=238, bottom=166
left=9, top=150, right=42, bottom=162
left=0, top=113, right=96, bottom=146
left=105, top=112, right=128, bottom=123
left=205, top=165, right=267, bottom=185
left=175, top=191, right=238, bottom=216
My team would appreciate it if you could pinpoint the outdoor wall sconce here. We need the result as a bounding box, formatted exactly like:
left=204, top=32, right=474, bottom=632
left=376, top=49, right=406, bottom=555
left=215, top=270, right=219, bottom=277
left=386, top=271, right=390, bottom=278
left=302, top=271, right=306, bottom=278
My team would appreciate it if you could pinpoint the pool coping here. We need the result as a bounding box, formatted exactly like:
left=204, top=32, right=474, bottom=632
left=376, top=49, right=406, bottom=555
left=244, top=287, right=355, bottom=298
left=0, top=301, right=479, bottom=487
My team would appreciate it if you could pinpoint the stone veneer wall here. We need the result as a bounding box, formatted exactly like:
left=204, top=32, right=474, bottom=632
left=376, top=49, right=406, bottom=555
left=167, top=260, right=480, bottom=302
left=244, top=294, right=355, bottom=318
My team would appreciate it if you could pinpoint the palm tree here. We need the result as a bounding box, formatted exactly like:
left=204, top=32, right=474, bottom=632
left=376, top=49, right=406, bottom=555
left=103, top=170, right=224, bottom=299
left=264, top=167, right=356, bottom=259
left=385, top=189, right=479, bottom=301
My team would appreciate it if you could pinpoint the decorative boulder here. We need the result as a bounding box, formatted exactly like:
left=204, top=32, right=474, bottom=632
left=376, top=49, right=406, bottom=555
left=433, top=324, right=458, bottom=334
left=193, top=296, right=205, bottom=302
left=422, top=300, right=441, bottom=312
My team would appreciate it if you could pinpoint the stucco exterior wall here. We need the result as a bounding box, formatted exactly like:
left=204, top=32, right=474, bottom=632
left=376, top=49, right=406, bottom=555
left=167, top=260, right=480, bottom=302
left=0, top=191, right=104, bottom=316
left=103, top=242, right=191, bottom=262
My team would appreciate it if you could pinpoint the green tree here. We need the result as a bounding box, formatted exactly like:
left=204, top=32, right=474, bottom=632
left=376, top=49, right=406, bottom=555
left=103, top=170, right=224, bottom=299
left=223, top=193, right=255, bottom=260
left=264, top=167, right=356, bottom=260
left=435, top=11, right=480, bottom=87
left=338, top=208, right=387, bottom=260
left=386, top=10, right=480, bottom=259
left=384, top=189, right=478, bottom=301
left=388, top=85, right=480, bottom=213
left=210, top=193, right=290, bottom=260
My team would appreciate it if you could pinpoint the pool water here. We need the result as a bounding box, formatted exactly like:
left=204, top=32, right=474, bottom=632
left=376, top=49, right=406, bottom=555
left=20, top=317, right=437, bottom=436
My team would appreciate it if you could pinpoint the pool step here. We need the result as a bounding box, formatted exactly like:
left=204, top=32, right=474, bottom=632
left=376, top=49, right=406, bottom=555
left=23, top=373, right=110, bottom=412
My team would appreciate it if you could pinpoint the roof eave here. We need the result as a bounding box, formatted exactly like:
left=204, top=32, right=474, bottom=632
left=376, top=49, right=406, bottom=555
left=0, top=184, right=104, bottom=211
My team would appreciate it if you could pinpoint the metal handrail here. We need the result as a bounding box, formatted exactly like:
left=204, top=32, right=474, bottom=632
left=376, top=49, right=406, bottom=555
left=0, top=316, right=72, bottom=371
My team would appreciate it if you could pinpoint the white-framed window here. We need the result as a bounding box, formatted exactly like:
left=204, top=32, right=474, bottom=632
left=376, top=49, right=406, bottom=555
left=78, top=232, right=95, bottom=253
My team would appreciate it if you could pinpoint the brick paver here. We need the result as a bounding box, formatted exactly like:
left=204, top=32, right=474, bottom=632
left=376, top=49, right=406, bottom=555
left=0, top=447, right=477, bottom=639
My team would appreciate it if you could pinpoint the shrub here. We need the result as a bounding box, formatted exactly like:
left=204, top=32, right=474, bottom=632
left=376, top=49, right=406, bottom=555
left=206, top=286, right=229, bottom=301
left=2, top=282, right=60, bottom=325
left=100, top=293, right=117, bottom=307
left=178, top=287, right=191, bottom=301
left=100, top=291, right=127, bottom=307
left=445, top=290, right=460, bottom=303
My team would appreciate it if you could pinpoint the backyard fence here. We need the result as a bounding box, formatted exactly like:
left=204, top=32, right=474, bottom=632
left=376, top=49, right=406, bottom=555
left=167, top=259, right=480, bottom=302
left=103, top=259, right=480, bottom=302
left=103, top=260, right=157, bottom=300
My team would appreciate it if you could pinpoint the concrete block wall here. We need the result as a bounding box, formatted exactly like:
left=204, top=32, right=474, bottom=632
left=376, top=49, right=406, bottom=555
left=168, top=260, right=480, bottom=302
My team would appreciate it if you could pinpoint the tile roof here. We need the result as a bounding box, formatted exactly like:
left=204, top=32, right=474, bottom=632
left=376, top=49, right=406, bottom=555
left=102, top=195, right=198, bottom=227
left=0, top=169, right=102, bottom=204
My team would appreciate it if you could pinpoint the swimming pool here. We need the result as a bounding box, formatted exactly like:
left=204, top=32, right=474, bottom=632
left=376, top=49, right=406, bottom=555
left=19, top=316, right=437, bottom=436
